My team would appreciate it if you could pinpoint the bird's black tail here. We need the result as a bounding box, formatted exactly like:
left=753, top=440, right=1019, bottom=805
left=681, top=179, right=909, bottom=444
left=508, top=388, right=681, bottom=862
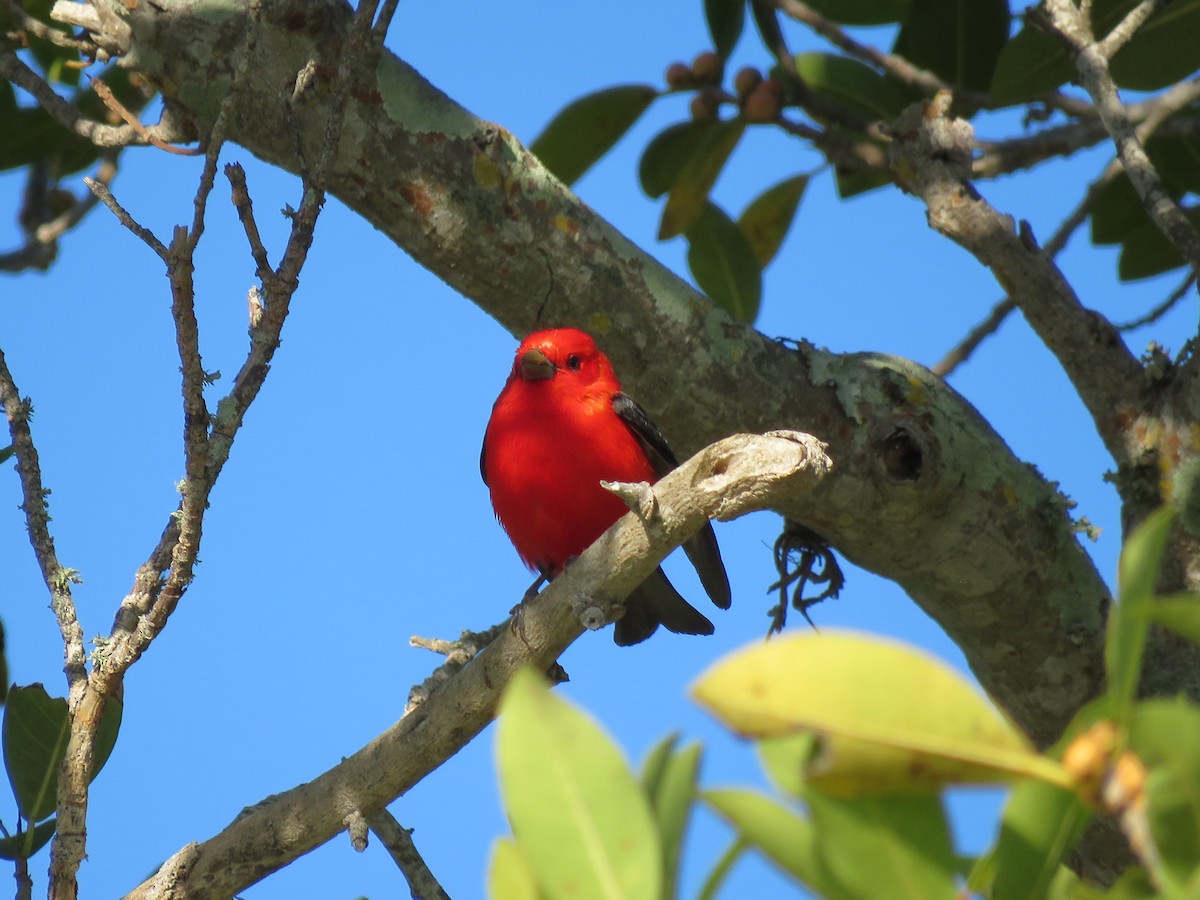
left=613, top=566, right=715, bottom=646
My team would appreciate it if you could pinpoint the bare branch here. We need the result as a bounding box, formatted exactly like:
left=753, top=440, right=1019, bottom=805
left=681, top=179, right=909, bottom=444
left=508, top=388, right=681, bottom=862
left=84, top=177, right=167, bottom=260
left=0, top=47, right=183, bottom=148
left=0, top=349, right=86, bottom=690
left=125, top=431, right=832, bottom=899
left=367, top=808, right=452, bottom=900
left=1117, top=272, right=1197, bottom=332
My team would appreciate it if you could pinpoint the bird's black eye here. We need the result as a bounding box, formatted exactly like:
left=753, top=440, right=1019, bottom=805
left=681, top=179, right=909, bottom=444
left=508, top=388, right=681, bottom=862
left=566, top=354, right=582, bottom=371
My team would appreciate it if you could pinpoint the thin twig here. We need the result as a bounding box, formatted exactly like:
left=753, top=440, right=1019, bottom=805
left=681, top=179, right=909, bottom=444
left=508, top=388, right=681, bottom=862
left=0, top=350, right=87, bottom=690
left=83, top=177, right=167, bottom=259
left=0, top=46, right=150, bottom=147
left=1096, top=0, right=1171, bottom=59
left=90, top=78, right=201, bottom=155
left=1118, top=272, right=1197, bottom=331
left=367, top=809, right=452, bottom=900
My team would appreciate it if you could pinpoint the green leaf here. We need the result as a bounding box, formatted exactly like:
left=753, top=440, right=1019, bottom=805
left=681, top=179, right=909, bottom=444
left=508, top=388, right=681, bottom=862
left=1108, top=508, right=1175, bottom=725
left=894, top=0, right=1010, bottom=93
left=1107, top=0, right=1200, bottom=91
left=1147, top=130, right=1200, bottom=194
left=696, top=839, right=746, bottom=900
left=703, top=789, right=829, bottom=892
left=530, top=85, right=658, bottom=186
left=705, top=0, right=745, bottom=58
left=791, top=53, right=917, bottom=121
left=2, top=684, right=123, bottom=823
left=804, top=0, right=909, bottom=25
left=693, top=631, right=1068, bottom=793
left=659, top=120, right=744, bottom=239
left=806, top=791, right=958, bottom=900
left=835, top=168, right=893, bottom=199
left=989, top=24, right=1075, bottom=105
left=1090, top=173, right=1154, bottom=247
left=639, top=120, right=718, bottom=199
left=4, top=684, right=69, bottom=821
left=0, top=818, right=56, bottom=861
left=1118, top=211, right=1200, bottom=281
left=497, top=669, right=662, bottom=900
left=972, top=779, right=1090, bottom=899
left=738, top=174, right=808, bottom=268
left=488, top=838, right=544, bottom=900
left=757, top=732, right=821, bottom=798
left=1102, top=867, right=1158, bottom=900
left=641, top=738, right=701, bottom=899
left=1129, top=699, right=1200, bottom=894
left=1144, top=595, right=1200, bottom=646
left=685, top=202, right=763, bottom=323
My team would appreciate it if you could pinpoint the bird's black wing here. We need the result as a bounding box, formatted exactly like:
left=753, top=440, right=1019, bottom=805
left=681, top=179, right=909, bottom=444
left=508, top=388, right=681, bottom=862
left=479, top=438, right=488, bottom=486
left=612, top=393, right=732, bottom=610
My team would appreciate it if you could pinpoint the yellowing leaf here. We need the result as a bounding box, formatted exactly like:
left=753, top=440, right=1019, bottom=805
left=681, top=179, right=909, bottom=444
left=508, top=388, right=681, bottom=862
left=692, top=631, right=1069, bottom=793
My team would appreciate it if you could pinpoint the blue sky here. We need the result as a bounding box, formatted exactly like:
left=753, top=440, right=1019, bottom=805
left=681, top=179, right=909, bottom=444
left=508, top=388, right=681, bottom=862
left=3, top=1, right=1195, bottom=897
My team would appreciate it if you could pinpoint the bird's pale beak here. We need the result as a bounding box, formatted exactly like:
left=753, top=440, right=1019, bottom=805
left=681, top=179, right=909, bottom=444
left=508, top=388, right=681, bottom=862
left=519, top=348, right=556, bottom=381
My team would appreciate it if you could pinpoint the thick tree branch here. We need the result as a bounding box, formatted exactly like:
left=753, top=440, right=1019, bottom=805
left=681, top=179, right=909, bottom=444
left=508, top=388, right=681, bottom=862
left=125, top=431, right=832, bottom=898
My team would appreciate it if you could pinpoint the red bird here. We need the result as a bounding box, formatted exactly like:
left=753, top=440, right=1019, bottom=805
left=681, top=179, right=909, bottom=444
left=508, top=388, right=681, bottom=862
left=481, top=328, right=731, bottom=645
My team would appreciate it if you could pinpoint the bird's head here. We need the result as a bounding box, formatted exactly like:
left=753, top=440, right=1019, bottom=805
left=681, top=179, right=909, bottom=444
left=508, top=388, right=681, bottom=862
left=512, top=328, right=616, bottom=389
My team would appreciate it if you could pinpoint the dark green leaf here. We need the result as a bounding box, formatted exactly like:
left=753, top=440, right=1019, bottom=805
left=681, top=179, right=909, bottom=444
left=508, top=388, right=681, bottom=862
left=659, top=120, right=744, bottom=239
left=989, top=23, right=1075, bottom=105
left=0, top=818, right=56, bottom=861
left=1130, top=699, right=1200, bottom=893
left=792, top=53, right=917, bottom=121
left=1107, top=0, right=1200, bottom=92
left=2, top=683, right=122, bottom=822
left=1102, top=867, right=1158, bottom=900
left=738, top=174, right=808, bottom=267
left=4, top=684, right=69, bottom=821
left=1118, top=211, right=1200, bottom=281
left=685, top=202, right=762, bottom=322
left=1147, top=130, right=1200, bottom=194
left=1090, top=173, right=1155, bottom=246
left=804, top=0, right=909, bottom=25
left=806, top=791, right=958, bottom=900
left=705, top=0, right=746, bottom=58
left=0, top=80, right=16, bottom=116
left=0, top=619, right=6, bottom=705
left=639, top=120, right=718, bottom=199
left=895, top=0, right=1010, bottom=93
left=835, top=168, right=893, bottom=198
left=530, top=84, right=658, bottom=186
left=0, top=108, right=97, bottom=176
left=974, top=779, right=1090, bottom=899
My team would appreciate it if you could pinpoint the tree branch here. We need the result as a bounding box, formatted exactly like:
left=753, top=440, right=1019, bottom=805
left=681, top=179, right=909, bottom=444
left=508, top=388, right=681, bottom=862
left=1043, top=0, right=1200, bottom=277
left=886, top=94, right=1145, bottom=473
left=124, top=431, right=833, bottom=899
left=366, top=808, right=452, bottom=900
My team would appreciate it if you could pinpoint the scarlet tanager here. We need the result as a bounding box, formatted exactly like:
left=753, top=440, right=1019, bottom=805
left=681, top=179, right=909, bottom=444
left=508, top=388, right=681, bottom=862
left=481, top=328, right=731, bottom=645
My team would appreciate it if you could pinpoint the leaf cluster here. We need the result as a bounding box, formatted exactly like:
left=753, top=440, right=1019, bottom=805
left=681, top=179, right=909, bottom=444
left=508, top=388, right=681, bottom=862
left=491, top=508, right=1200, bottom=898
